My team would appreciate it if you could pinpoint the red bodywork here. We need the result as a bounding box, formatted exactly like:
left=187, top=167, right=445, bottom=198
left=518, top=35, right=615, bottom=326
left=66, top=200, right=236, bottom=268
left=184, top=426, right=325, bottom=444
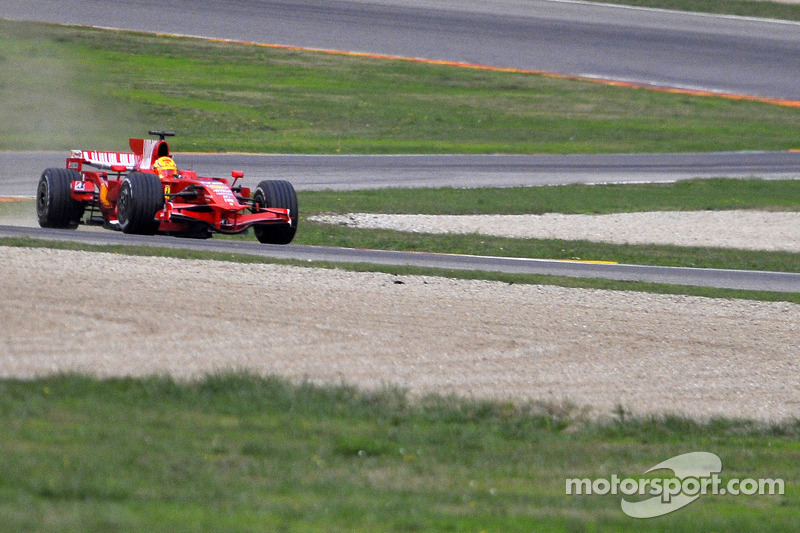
left=64, top=136, right=292, bottom=235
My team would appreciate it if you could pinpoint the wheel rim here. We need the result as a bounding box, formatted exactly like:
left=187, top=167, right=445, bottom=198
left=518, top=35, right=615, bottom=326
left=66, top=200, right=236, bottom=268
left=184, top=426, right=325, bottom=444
left=36, top=179, right=49, bottom=218
left=118, top=182, right=130, bottom=222
left=253, top=189, right=264, bottom=211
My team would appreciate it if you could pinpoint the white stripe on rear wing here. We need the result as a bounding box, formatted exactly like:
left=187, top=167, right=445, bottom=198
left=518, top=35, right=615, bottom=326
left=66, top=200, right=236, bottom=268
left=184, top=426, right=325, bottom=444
left=80, top=151, right=137, bottom=171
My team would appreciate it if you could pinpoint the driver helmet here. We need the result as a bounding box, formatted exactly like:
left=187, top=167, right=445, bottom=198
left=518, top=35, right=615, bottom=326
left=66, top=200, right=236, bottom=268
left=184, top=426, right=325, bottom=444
left=153, top=156, right=178, bottom=179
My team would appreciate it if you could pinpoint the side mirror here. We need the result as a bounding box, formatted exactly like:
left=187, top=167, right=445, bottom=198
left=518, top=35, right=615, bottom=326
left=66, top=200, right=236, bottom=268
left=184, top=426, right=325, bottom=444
left=231, top=170, right=244, bottom=187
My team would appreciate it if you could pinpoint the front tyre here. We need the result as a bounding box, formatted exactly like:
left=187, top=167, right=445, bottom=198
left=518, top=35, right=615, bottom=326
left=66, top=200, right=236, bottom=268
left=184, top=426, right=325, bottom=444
left=118, top=172, right=164, bottom=235
left=253, top=180, right=298, bottom=245
left=36, top=168, right=84, bottom=229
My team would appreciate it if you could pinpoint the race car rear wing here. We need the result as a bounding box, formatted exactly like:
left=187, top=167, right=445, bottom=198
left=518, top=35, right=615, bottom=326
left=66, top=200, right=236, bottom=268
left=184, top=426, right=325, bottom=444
left=68, top=135, right=172, bottom=172
left=69, top=150, right=137, bottom=171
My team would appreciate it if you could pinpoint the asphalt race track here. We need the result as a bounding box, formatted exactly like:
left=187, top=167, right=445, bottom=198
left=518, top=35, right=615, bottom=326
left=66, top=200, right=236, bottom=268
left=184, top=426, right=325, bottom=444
left=2, top=0, right=800, bottom=100
left=4, top=151, right=800, bottom=196
left=6, top=153, right=798, bottom=291
left=2, top=0, right=799, bottom=291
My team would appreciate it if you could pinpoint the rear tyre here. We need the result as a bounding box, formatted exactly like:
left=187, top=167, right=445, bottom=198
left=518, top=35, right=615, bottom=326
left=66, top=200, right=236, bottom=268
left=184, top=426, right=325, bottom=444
left=118, top=172, right=164, bottom=235
left=36, top=168, right=84, bottom=229
left=253, top=180, right=298, bottom=245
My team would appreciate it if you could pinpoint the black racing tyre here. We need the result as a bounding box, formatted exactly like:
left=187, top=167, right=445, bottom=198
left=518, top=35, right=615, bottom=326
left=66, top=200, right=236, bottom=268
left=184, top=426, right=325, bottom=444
left=253, top=180, right=298, bottom=245
left=36, top=168, right=84, bottom=229
left=118, top=172, right=164, bottom=235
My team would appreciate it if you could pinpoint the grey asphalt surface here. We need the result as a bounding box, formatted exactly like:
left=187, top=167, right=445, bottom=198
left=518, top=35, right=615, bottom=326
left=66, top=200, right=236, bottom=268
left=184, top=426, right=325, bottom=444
left=3, top=225, right=799, bottom=293
left=3, top=0, right=799, bottom=291
left=4, top=151, right=800, bottom=196
left=7, top=150, right=798, bottom=292
left=2, top=0, right=800, bottom=100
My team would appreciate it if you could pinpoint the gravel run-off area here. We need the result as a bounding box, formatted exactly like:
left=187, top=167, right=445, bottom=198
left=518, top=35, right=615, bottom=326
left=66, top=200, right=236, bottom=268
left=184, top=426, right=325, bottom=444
left=2, top=244, right=798, bottom=423
left=309, top=210, right=800, bottom=252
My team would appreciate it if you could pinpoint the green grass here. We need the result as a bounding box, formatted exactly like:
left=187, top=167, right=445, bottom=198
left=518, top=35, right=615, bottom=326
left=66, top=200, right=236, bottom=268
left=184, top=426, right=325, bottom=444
left=0, top=199, right=32, bottom=218
left=0, top=22, right=146, bottom=150
left=2, top=19, right=800, bottom=153
left=298, top=223, right=800, bottom=273
left=301, top=178, right=800, bottom=215
left=0, top=374, right=796, bottom=532
left=299, top=178, right=800, bottom=275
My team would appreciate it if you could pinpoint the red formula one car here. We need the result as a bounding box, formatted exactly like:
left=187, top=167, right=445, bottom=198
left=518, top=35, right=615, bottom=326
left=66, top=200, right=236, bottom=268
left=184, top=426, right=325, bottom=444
left=36, top=131, right=298, bottom=244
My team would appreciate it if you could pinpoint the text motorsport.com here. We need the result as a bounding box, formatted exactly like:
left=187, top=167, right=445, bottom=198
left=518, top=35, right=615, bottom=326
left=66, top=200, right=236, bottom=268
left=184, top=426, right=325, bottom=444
left=565, top=452, right=785, bottom=518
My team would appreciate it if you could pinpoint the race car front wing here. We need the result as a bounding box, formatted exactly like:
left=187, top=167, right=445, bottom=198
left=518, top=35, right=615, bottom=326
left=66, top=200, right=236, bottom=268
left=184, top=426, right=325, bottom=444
left=156, top=202, right=292, bottom=235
